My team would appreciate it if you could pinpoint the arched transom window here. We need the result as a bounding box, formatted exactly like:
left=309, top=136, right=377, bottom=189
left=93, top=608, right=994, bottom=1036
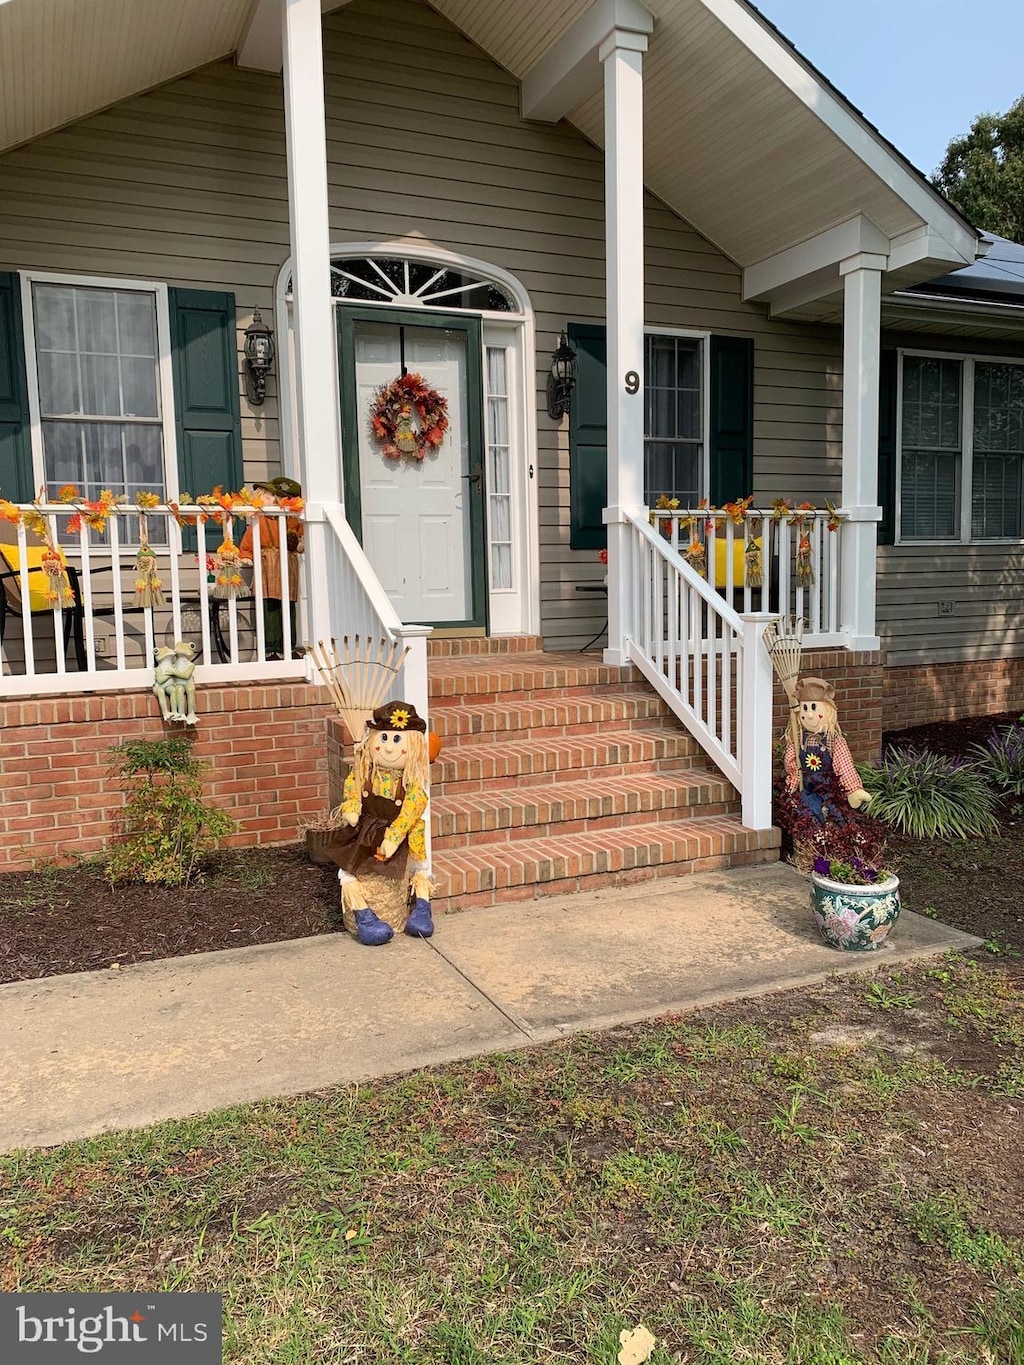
left=328, top=256, right=517, bottom=312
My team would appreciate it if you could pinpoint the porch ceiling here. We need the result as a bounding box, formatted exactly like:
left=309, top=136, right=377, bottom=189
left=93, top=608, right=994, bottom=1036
left=0, top=0, right=982, bottom=300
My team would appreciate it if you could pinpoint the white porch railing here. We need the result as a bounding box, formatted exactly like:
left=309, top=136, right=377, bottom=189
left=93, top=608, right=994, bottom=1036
left=624, top=509, right=776, bottom=830
left=322, top=507, right=431, bottom=724
left=650, top=507, right=844, bottom=647
left=0, top=502, right=308, bottom=697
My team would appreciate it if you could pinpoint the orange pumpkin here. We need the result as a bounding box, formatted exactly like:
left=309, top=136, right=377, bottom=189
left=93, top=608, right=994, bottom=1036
left=428, top=730, right=442, bottom=763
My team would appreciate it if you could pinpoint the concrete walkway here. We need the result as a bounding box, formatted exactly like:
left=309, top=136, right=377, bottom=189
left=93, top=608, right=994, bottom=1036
left=0, top=863, right=979, bottom=1153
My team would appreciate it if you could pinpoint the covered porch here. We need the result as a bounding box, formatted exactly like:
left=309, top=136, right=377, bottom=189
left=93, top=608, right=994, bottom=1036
left=0, top=0, right=985, bottom=835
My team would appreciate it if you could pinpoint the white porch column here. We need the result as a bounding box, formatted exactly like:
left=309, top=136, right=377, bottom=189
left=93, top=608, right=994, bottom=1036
left=282, top=0, right=340, bottom=649
left=839, top=253, right=885, bottom=651
left=601, top=29, right=647, bottom=667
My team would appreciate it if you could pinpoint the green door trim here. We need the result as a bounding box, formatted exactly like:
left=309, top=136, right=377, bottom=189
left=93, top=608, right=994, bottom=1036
left=336, top=305, right=488, bottom=631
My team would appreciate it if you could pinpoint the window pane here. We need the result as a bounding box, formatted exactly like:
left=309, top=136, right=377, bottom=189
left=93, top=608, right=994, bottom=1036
left=492, top=543, right=512, bottom=590
left=492, top=446, right=510, bottom=498
left=644, top=441, right=700, bottom=506
left=644, top=336, right=702, bottom=501
left=972, top=453, right=1022, bottom=539
left=37, top=350, right=81, bottom=415
left=486, top=346, right=507, bottom=395
left=34, top=283, right=160, bottom=422
left=80, top=353, right=121, bottom=415
left=35, top=285, right=76, bottom=350
left=42, top=421, right=165, bottom=503
left=901, top=449, right=958, bottom=539
left=120, top=356, right=159, bottom=417
left=75, top=289, right=117, bottom=355
left=491, top=495, right=511, bottom=543
left=974, top=362, right=1024, bottom=456
left=902, top=356, right=961, bottom=450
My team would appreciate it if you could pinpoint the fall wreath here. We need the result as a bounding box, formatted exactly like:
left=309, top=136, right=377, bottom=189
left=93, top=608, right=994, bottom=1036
left=369, top=372, right=449, bottom=461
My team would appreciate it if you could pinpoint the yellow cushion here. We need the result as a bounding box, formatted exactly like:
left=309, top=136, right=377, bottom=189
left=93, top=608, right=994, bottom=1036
left=712, top=535, right=761, bottom=590
left=0, top=543, right=71, bottom=614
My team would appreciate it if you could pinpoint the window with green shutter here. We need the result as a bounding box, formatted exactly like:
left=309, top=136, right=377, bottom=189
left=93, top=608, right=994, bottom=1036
left=566, top=324, right=754, bottom=549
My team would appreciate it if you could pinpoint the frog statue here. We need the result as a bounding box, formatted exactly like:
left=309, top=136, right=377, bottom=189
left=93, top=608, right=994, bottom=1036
left=153, top=640, right=199, bottom=726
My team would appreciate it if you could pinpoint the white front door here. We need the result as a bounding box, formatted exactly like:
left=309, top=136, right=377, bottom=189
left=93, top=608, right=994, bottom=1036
left=343, top=314, right=483, bottom=627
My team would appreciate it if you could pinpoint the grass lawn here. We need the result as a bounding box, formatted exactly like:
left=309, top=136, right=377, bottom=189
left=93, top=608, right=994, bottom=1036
left=3, top=952, right=1023, bottom=1364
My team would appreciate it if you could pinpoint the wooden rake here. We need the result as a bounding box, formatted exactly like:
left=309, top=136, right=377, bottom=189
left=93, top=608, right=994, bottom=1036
left=308, top=634, right=409, bottom=742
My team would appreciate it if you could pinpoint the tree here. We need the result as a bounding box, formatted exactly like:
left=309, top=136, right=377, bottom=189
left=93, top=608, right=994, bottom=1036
left=931, top=94, right=1024, bottom=242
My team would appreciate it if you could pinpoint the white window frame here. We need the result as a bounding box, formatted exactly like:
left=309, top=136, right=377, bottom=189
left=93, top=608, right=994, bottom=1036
left=642, top=325, right=711, bottom=504
left=896, top=346, right=1024, bottom=546
left=19, top=270, right=180, bottom=508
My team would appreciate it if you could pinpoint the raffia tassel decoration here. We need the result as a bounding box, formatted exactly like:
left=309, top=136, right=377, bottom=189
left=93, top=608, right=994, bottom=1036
left=683, top=535, right=706, bottom=577
left=133, top=510, right=164, bottom=608
left=744, top=534, right=763, bottom=588
left=212, top=519, right=244, bottom=600
left=796, top=529, right=814, bottom=587
left=41, top=546, right=75, bottom=609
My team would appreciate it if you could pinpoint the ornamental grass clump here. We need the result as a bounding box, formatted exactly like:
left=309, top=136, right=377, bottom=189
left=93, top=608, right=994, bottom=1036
left=101, top=737, right=235, bottom=888
left=858, top=747, right=999, bottom=840
left=971, top=723, right=1024, bottom=798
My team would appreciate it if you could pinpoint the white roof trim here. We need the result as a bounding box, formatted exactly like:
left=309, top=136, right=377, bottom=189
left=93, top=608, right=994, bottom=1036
left=520, top=0, right=654, bottom=122
left=701, top=0, right=979, bottom=267
left=743, top=215, right=890, bottom=303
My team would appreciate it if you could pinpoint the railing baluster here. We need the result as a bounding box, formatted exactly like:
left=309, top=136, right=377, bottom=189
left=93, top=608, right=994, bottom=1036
left=810, top=516, right=822, bottom=635
left=251, top=512, right=266, bottom=662
left=829, top=518, right=840, bottom=634
left=779, top=517, right=791, bottom=628
left=47, top=511, right=66, bottom=677
left=196, top=518, right=213, bottom=667
left=109, top=513, right=126, bottom=671
left=17, top=520, right=35, bottom=677
left=278, top=508, right=292, bottom=659
left=77, top=518, right=96, bottom=671
left=167, top=523, right=183, bottom=644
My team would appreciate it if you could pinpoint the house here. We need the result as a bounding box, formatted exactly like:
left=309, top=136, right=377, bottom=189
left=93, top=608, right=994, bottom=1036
left=0, top=0, right=1020, bottom=901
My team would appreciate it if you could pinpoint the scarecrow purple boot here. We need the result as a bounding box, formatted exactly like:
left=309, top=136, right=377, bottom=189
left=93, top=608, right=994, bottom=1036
left=353, top=907, right=393, bottom=946
left=404, top=898, right=434, bottom=938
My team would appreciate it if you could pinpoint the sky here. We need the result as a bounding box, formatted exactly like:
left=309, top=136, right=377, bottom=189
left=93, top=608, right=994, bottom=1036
left=754, top=1, right=1024, bottom=178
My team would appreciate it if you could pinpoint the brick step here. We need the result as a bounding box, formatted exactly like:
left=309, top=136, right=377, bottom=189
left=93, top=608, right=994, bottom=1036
left=427, top=635, right=543, bottom=658
left=431, top=726, right=702, bottom=794
left=431, top=769, right=739, bottom=850
left=428, top=652, right=640, bottom=703
left=431, top=689, right=672, bottom=744
left=432, top=817, right=781, bottom=912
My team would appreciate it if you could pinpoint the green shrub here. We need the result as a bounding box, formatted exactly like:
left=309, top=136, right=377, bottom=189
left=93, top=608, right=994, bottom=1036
left=101, top=737, right=235, bottom=888
left=858, top=747, right=1000, bottom=840
left=970, top=724, right=1024, bottom=797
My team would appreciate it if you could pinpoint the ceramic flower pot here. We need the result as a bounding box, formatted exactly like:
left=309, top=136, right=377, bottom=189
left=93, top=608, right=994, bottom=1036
left=810, top=873, right=901, bottom=951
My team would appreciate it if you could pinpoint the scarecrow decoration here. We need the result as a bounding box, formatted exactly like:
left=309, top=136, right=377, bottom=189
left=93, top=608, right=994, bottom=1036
left=309, top=636, right=442, bottom=946
left=763, top=618, right=869, bottom=824
left=784, top=677, right=871, bottom=823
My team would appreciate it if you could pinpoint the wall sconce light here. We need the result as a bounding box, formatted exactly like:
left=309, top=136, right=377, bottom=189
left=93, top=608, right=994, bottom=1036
left=244, top=307, right=276, bottom=406
left=546, top=330, right=578, bottom=421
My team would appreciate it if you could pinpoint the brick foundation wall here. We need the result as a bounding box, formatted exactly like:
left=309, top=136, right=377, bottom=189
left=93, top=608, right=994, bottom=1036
left=883, top=657, right=1024, bottom=733
left=772, top=649, right=885, bottom=764
left=0, top=683, right=334, bottom=873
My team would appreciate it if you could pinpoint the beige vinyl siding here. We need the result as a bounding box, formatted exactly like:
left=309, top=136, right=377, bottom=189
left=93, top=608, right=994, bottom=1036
left=878, top=331, right=1024, bottom=667
left=0, top=0, right=847, bottom=649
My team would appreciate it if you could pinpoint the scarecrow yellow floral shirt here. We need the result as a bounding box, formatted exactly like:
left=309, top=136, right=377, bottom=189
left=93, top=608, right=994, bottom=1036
left=342, top=767, right=428, bottom=861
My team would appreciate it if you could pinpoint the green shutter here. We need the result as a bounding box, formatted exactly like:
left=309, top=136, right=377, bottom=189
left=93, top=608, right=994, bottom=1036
left=0, top=272, right=32, bottom=502
left=567, top=322, right=608, bottom=550
left=169, top=288, right=243, bottom=500
left=709, top=335, right=754, bottom=506
left=877, top=349, right=897, bottom=545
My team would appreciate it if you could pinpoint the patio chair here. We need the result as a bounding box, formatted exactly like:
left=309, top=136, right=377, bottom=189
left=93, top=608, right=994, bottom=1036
left=0, top=535, right=86, bottom=669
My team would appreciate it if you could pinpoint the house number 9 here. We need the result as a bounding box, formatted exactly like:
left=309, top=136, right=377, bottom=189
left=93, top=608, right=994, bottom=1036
left=624, top=371, right=640, bottom=394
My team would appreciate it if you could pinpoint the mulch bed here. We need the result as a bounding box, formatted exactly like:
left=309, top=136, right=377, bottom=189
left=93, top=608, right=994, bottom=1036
left=2, top=711, right=1022, bottom=986
left=0, top=845, right=341, bottom=986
